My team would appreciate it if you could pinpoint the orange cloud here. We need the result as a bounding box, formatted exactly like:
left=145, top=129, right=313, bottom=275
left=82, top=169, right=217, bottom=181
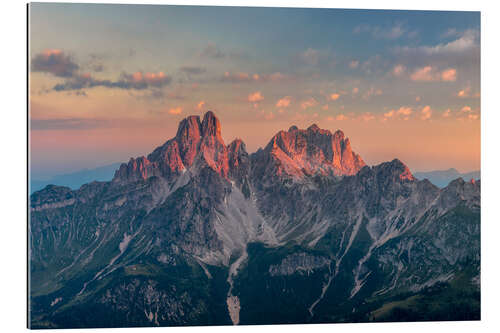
left=196, top=101, right=206, bottom=110
left=128, top=71, right=169, bottom=86
left=461, top=106, right=472, bottom=113
left=410, top=66, right=457, bottom=82
left=410, top=66, right=435, bottom=81
left=248, top=91, right=264, bottom=103
left=276, top=96, right=291, bottom=108
left=383, top=106, right=413, bottom=121
left=457, top=87, right=471, bottom=98
left=168, top=107, right=183, bottom=115
left=330, top=93, right=340, bottom=101
left=441, top=68, right=457, bottom=82
left=420, top=105, right=433, bottom=120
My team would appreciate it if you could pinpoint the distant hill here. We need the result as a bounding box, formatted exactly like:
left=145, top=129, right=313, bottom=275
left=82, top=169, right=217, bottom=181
left=30, top=162, right=122, bottom=193
left=414, top=168, right=480, bottom=188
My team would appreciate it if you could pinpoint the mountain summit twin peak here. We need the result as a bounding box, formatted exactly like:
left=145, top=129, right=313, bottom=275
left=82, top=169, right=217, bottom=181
left=114, top=111, right=368, bottom=184
left=29, top=111, right=480, bottom=328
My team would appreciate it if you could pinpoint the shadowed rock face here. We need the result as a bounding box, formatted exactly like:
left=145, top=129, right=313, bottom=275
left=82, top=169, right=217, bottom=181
left=29, top=111, right=480, bottom=328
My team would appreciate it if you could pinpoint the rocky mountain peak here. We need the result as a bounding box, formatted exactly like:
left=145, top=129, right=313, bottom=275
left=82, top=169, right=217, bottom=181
left=307, top=123, right=320, bottom=132
left=201, top=111, right=222, bottom=138
left=258, top=124, right=365, bottom=179
left=374, top=158, right=415, bottom=182
left=176, top=115, right=202, bottom=140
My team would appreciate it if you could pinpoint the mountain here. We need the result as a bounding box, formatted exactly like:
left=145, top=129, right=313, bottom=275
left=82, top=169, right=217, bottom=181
left=30, top=162, right=122, bottom=193
left=414, top=168, right=480, bottom=188
left=29, top=111, right=480, bottom=328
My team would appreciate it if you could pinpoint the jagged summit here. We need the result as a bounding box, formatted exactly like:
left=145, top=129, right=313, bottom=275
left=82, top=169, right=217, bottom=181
left=201, top=110, right=222, bottom=138
left=113, top=112, right=420, bottom=186
left=256, top=124, right=366, bottom=179
left=114, top=111, right=229, bottom=182
left=374, top=158, right=415, bottom=182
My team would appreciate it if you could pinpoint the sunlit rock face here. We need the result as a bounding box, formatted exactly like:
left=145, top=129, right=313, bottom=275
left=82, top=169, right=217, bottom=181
left=251, top=124, right=365, bottom=182
left=113, top=111, right=231, bottom=183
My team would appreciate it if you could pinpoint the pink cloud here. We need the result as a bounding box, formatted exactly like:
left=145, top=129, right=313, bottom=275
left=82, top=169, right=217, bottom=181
left=300, top=98, right=318, bottom=110
left=392, top=64, right=406, bottom=76
left=248, top=91, right=264, bottom=103
left=441, top=68, right=457, bottom=82
left=410, top=66, right=435, bottom=81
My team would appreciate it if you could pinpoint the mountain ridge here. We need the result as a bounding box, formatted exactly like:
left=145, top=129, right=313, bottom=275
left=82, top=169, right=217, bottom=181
left=29, top=111, right=480, bottom=328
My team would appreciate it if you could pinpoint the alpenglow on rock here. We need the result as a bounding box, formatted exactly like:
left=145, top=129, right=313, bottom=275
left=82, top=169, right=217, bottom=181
left=251, top=123, right=366, bottom=180
left=29, top=111, right=480, bottom=328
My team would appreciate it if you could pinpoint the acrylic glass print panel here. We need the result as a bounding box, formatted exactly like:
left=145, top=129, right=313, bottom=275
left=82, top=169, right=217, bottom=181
left=28, top=2, right=480, bottom=329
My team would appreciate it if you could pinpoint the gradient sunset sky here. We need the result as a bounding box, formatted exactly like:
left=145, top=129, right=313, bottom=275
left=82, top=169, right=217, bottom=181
left=29, top=3, right=480, bottom=179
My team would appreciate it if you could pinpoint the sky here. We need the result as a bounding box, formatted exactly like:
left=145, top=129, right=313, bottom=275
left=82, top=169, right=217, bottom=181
left=29, top=3, right=480, bottom=179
